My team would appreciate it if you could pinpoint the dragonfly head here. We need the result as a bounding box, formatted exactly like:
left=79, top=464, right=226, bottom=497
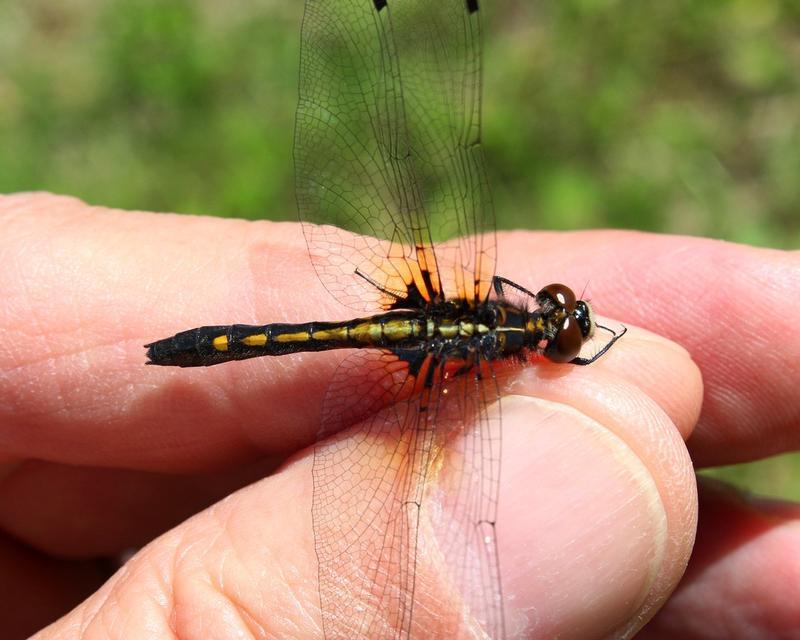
left=535, top=283, right=596, bottom=363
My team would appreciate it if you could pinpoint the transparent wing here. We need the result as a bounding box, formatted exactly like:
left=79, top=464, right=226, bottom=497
left=295, top=0, right=497, bottom=311
left=312, top=350, right=504, bottom=639
left=433, top=358, right=504, bottom=639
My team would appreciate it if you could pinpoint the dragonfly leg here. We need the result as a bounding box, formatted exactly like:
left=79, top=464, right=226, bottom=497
left=355, top=267, right=430, bottom=309
left=492, top=275, right=538, bottom=299
left=354, top=267, right=407, bottom=301
left=570, top=325, right=628, bottom=365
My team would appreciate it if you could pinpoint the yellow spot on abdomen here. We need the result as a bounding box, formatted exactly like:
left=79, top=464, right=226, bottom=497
left=274, top=331, right=310, bottom=343
left=351, top=322, right=382, bottom=343
left=242, top=334, right=267, bottom=347
left=383, top=320, right=415, bottom=342
left=212, top=335, right=229, bottom=352
left=311, top=327, right=348, bottom=341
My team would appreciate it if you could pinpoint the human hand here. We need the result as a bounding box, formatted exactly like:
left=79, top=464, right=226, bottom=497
left=1, top=193, right=797, bottom=639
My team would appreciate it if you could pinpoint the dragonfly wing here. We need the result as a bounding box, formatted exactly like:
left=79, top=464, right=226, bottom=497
left=295, top=0, right=497, bottom=311
left=312, top=350, right=505, bottom=639
left=312, top=349, right=433, bottom=638
left=431, top=359, right=505, bottom=639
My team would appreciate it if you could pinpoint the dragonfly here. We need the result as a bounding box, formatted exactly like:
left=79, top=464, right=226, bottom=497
left=146, top=0, right=625, bottom=637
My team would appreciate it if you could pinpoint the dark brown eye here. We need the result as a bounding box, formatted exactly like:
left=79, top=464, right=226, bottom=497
left=545, top=316, right=583, bottom=363
left=537, top=283, right=577, bottom=312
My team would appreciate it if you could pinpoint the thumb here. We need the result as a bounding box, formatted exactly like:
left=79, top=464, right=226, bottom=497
left=497, top=385, right=697, bottom=639
left=33, top=344, right=698, bottom=640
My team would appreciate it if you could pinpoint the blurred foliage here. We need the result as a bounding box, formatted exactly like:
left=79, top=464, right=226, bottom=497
left=485, top=0, right=800, bottom=247
left=0, top=0, right=300, bottom=217
left=1, top=0, right=798, bottom=245
left=701, top=452, right=800, bottom=502
left=1, top=0, right=798, bottom=496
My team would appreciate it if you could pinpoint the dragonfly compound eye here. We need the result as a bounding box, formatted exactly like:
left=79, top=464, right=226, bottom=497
left=537, top=283, right=577, bottom=313
left=545, top=315, right=584, bottom=363
left=574, top=300, right=596, bottom=340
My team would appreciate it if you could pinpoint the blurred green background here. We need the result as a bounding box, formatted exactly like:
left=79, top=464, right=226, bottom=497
left=0, top=0, right=798, bottom=498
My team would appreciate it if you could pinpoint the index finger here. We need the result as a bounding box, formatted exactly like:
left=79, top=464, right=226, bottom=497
left=1, top=193, right=702, bottom=473
left=1, top=193, right=327, bottom=472
left=505, top=230, right=800, bottom=467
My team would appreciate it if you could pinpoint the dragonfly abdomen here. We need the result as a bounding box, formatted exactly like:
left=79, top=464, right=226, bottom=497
left=145, top=313, right=426, bottom=367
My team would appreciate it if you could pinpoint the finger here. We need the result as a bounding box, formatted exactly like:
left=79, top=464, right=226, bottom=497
left=31, top=367, right=697, bottom=639
left=496, top=358, right=699, bottom=636
left=0, top=303, right=702, bottom=568
left=497, top=229, right=800, bottom=466
left=0, top=193, right=330, bottom=471
left=1, top=194, right=701, bottom=473
left=640, top=479, right=800, bottom=638
left=0, top=531, right=107, bottom=640
left=523, top=319, right=703, bottom=442
left=0, top=457, right=280, bottom=557
left=0, top=195, right=703, bottom=571
left=30, top=453, right=320, bottom=640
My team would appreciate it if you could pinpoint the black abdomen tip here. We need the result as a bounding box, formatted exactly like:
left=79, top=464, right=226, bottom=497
left=145, top=326, right=230, bottom=367
left=145, top=331, right=202, bottom=367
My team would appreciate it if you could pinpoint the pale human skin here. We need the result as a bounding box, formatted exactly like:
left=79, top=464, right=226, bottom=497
left=0, top=192, right=798, bottom=639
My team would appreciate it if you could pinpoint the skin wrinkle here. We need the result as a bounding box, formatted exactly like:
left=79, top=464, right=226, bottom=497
left=607, top=334, right=702, bottom=438
left=589, top=330, right=700, bottom=440
left=172, top=528, right=221, bottom=639
left=203, top=364, right=298, bottom=455
left=142, top=551, right=177, bottom=618
left=14, top=215, right=90, bottom=342
left=71, top=562, right=108, bottom=638
left=204, top=497, right=279, bottom=639
left=210, top=556, right=267, bottom=640
left=107, top=560, right=145, bottom=637
left=3, top=267, right=52, bottom=371
left=83, top=563, right=130, bottom=639
left=256, top=543, right=310, bottom=638
left=2, top=329, right=135, bottom=375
